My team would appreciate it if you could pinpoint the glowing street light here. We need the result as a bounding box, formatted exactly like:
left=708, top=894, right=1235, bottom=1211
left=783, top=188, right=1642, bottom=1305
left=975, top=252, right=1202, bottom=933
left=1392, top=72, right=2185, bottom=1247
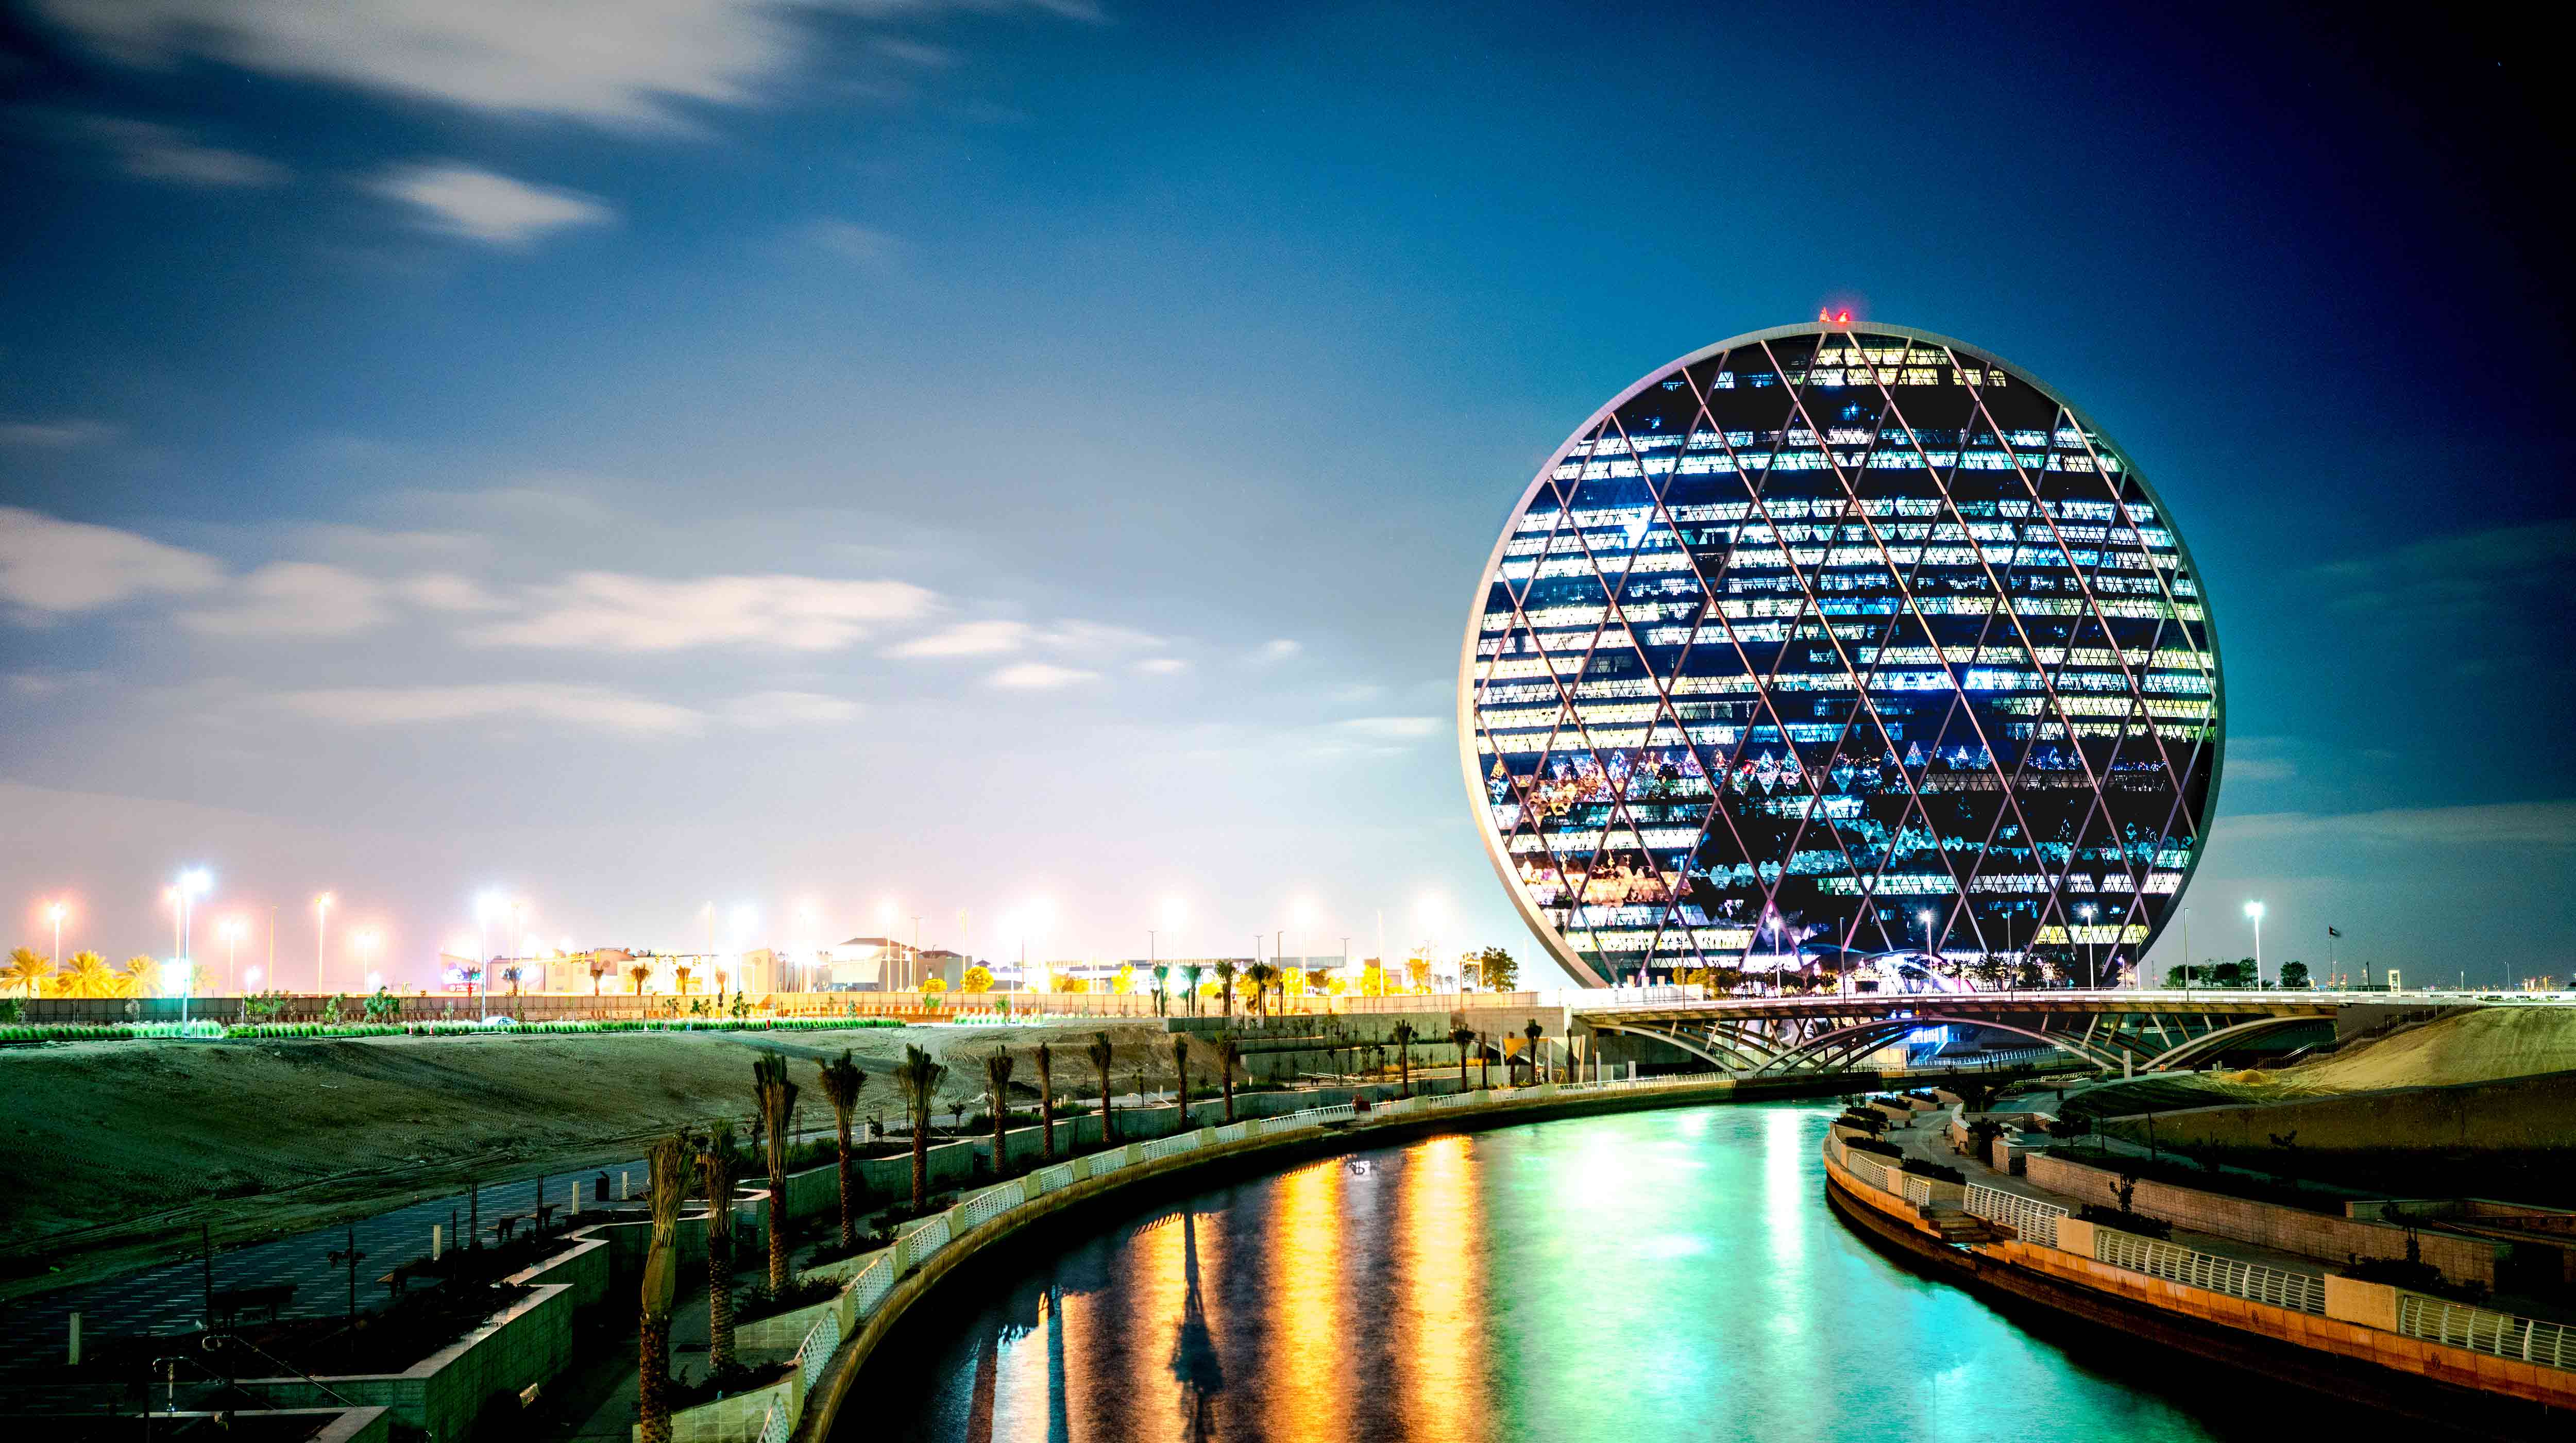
left=312, top=892, right=336, bottom=993
left=2077, top=903, right=2098, bottom=989
left=175, top=869, right=212, bottom=1028
left=2244, top=900, right=2265, bottom=986
left=353, top=928, right=381, bottom=991
left=46, top=900, right=68, bottom=965
left=1917, top=909, right=1936, bottom=970
left=218, top=916, right=246, bottom=995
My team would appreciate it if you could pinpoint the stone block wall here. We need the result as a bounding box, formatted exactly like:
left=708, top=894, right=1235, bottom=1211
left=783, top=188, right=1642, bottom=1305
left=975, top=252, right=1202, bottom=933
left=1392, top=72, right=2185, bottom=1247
left=2026, top=1152, right=2498, bottom=1285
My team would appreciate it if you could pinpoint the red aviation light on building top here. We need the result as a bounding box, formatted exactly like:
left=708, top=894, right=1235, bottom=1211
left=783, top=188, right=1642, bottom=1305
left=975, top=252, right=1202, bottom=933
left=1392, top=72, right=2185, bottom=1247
left=1818, top=307, right=1856, bottom=326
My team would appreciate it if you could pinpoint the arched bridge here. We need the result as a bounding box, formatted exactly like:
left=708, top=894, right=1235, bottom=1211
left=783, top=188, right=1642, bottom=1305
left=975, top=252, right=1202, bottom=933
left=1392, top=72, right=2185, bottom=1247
left=1567, top=989, right=2511, bottom=1077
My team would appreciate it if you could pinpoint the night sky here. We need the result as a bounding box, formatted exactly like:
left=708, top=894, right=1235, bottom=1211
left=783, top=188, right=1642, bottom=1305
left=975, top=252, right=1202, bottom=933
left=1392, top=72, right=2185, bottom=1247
left=3, top=3, right=2568, bottom=984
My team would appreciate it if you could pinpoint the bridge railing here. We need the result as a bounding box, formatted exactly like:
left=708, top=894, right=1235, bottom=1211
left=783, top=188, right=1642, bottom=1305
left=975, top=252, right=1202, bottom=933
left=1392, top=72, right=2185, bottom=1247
left=2092, top=1226, right=2325, bottom=1314
left=1963, top=1182, right=2068, bottom=1248
left=2397, top=1294, right=2576, bottom=1372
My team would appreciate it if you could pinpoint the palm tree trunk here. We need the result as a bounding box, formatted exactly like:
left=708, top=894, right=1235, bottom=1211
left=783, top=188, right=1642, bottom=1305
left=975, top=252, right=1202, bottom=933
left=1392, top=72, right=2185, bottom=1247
left=766, top=1187, right=786, bottom=1294
left=1222, top=1066, right=1234, bottom=1123
left=1099, top=1077, right=1114, bottom=1143
left=991, top=1100, right=1007, bottom=1178
left=1037, top=1051, right=1056, bottom=1161
left=910, top=1129, right=928, bottom=1212
left=834, top=1119, right=855, bottom=1249
left=639, top=1319, right=673, bottom=1443
left=707, top=1234, right=735, bottom=1373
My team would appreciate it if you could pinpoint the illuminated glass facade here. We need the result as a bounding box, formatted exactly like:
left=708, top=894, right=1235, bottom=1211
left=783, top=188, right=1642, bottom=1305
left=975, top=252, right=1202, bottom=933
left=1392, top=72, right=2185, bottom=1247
left=1459, top=322, right=2222, bottom=987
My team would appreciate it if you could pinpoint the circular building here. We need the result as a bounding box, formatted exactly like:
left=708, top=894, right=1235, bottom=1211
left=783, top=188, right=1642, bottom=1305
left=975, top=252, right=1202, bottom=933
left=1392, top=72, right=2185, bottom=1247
left=1458, top=321, right=2222, bottom=989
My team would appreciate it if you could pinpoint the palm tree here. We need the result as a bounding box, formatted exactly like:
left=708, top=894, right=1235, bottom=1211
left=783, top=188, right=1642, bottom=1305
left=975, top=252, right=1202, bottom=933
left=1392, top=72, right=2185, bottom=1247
left=985, top=1050, right=1016, bottom=1177
left=1390, top=1022, right=1416, bottom=1097
left=1477, top=1031, right=1493, bottom=1088
left=50, top=951, right=109, bottom=998
left=1213, top=960, right=1236, bottom=1019
left=674, top=964, right=693, bottom=997
left=696, top=1125, right=740, bottom=1375
left=5, top=947, right=51, bottom=999
left=1522, top=1019, right=1546, bottom=1085
left=1214, top=1035, right=1240, bottom=1123
left=892, top=1044, right=948, bottom=1212
left=638, top=1132, right=694, bottom=1443
left=1033, top=1042, right=1057, bottom=1160
left=815, top=1051, right=868, bottom=1249
left=589, top=958, right=609, bottom=997
left=1450, top=1026, right=1477, bottom=1092
left=751, top=1053, right=798, bottom=1290
left=1170, top=1035, right=1190, bottom=1123
left=1244, top=963, right=1281, bottom=1021
left=1181, top=964, right=1205, bottom=1016
left=114, top=953, right=159, bottom=997
left=1087, top=1032, right=1116, bottom=1143
left=1149, top=963, right=1170, bottom=1017
left=629, top=963, right=651, bottom=995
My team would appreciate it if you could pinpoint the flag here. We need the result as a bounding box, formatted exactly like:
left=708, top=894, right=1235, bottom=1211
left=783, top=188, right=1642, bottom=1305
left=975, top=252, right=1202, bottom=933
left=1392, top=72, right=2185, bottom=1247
left=2327, top=926, right=2342, bottom=938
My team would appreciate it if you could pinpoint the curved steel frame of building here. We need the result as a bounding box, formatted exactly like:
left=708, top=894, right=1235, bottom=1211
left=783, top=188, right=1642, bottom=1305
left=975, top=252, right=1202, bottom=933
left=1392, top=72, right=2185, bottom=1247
left=1458, top=321, right=2226, bottom=988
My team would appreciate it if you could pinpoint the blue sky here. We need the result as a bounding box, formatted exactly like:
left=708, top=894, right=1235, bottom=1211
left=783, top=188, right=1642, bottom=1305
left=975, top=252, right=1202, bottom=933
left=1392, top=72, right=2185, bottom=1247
left=2, top=2, right=2568, bottom=984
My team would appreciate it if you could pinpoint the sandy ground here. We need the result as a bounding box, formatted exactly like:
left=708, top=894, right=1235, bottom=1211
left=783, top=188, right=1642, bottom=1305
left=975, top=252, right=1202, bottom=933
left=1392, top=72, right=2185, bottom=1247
left=0, top=1020, right=1174, bottom=1300
left=2251, top=1006, right=2576, bottom=1092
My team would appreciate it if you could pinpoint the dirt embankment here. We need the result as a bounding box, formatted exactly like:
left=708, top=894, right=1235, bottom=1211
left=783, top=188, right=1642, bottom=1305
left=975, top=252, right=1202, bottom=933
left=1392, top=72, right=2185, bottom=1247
left=2039, top=1007, right=2576, bottom=1122
left=2252, top=1006, right=2576, bottom=1093
left=0, top=1020, right=1174, bottom=1299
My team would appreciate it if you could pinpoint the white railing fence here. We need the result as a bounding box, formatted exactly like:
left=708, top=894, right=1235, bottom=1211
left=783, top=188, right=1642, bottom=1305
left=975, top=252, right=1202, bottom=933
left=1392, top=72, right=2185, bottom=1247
left=793, top=1306, right=840, bottom=1392
left=1964, top=1183, right=2066, bottom=1249
left=2093, top=1227, right=2325, bottom=1314
left=2398, top=1293, right=2576, bottom=1372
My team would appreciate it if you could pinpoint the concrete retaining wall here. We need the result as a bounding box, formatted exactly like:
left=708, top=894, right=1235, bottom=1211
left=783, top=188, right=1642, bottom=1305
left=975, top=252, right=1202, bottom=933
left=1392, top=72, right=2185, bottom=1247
left=2097, top=1071, right=2576, bottom=1157
left=2025, top=1152, right=2499, bottom=1286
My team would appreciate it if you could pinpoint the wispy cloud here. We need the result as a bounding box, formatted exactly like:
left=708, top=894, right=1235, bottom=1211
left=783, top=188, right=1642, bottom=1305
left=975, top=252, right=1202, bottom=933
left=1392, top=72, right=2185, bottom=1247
left=1133, top=657, right=1187, bottom=675
left=370, top=161, right=614, bottom=246
left=465, top=572, right=935, bottom=651
left=889, top=619, right=1027, bottom=658
left=38, top=0, right=1100, bottom=128
left=1249, top=638, right=1301, bottom=665
left=1336, top=716, right=1443, bottom=741
left=0, top=419, right=120, bottom=448
left=83, top=116, right=289, bottom=188
left=180, top=563, right=388, bottom=638
left=727, top=690, right=861, bottom=728
left=2314, top=519, right=2574, bottom=624
left=2223, top=801, right=2576, bottom=851
left=0, top=507, right=224, bottom=619
left=799, top=220, right=901, bottom=265
left=989, top=662, right=1097, bottom=690
left=397, top=572, right=511, bottom=614
left=278, top=682, right=703, bottom=736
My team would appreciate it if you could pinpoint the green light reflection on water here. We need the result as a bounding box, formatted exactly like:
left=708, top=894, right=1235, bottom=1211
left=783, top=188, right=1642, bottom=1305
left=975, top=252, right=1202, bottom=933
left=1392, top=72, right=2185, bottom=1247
left=861, top=1103, right=2317, bottom=1443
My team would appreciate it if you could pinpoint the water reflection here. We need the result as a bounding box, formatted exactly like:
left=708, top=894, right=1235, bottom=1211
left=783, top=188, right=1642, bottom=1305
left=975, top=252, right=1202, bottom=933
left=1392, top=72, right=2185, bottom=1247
left=854, top=1104, right=2370, bottom=1443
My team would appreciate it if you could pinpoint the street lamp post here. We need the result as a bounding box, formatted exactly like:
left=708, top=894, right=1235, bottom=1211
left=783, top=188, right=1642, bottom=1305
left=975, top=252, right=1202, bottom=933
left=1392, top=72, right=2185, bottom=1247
left=2077, top=903, right=2097, bottom=990
left=178, top=869, right=211, bottom=1029
left=1917, top=909, right=1935, bottom=977
left=219, top=917, right=245, bottom=996
left=2244, top=901, right=2265, bottom=986
left=314, top=893, right=334, bottom=994
left=47, top=902, right=66, bottom=966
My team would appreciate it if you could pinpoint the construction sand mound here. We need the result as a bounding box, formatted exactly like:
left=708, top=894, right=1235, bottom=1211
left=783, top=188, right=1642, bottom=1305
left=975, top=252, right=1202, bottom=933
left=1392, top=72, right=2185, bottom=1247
left=0, top=1019, right=1173, bottom=1298
left=2262, top=1006, right=2576, bottom=1094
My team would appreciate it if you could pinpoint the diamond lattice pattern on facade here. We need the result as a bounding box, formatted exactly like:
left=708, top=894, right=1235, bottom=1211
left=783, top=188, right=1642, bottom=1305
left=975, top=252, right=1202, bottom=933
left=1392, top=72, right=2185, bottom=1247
left=1463, top=324, right=2222, bottom=987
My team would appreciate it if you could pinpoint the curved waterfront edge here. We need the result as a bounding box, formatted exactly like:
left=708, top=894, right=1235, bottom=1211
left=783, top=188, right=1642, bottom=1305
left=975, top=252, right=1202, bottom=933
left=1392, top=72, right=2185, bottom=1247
left=1818, top=1155, right=2567, bottom=1441
left=792, top=1074, right=1852, bottom=1443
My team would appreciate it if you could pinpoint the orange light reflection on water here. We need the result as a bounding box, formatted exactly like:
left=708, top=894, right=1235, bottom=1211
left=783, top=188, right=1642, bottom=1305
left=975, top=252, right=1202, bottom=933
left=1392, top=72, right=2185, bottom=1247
left=1396, top=1133, right=1487, bottom=1439
left=1267, top=1159, right=1348, bottom=1443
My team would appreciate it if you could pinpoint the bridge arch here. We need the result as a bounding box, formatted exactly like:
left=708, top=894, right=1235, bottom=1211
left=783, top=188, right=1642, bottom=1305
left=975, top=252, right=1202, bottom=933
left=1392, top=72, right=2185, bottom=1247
left=1753, top=1013, right=2129, bottom=1075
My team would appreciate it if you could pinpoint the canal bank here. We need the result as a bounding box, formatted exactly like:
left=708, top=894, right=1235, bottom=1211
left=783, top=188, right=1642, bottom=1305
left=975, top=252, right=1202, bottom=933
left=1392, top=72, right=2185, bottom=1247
left=1820, top=1112, right=2572, bottom=1438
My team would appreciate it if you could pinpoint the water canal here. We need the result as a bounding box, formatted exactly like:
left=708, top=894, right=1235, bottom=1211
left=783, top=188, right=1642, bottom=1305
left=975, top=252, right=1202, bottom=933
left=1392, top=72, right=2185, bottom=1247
left=852, top=1102, right=2382, bottom=1442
